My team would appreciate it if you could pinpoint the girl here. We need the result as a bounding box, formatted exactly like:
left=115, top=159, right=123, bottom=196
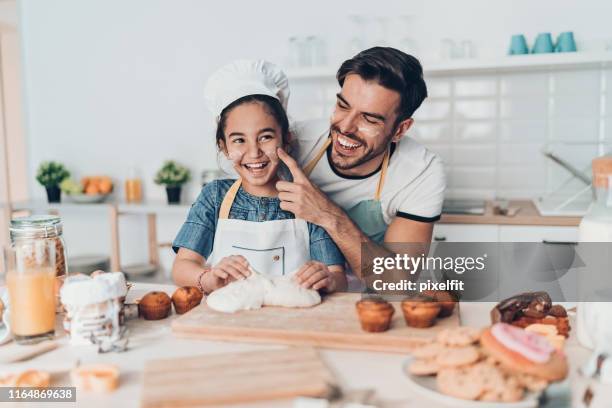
left=172, top=60, right=346, bottom=295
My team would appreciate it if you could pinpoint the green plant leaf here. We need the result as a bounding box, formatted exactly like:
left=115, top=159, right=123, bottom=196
left=154, top=160, right=191, bottom=186
left=36, top=161, right=70, bottom=187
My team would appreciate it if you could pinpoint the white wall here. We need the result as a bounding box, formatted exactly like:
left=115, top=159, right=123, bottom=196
left=15, top=0, right=612, bottom=274
left=19, top=0, right=612, bottom=203
left=0, top=0, right=25, bottom=248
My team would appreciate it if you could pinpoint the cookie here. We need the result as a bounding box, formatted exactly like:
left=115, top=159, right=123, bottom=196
left=514, top=373, right=549, bottom=392
left=437, top=366, right=485, bottom=400
left=436, top=327, right=481, bottom=347
left=409, top=358, right=440, bottom=376
left=472, top=362, right=523, bottom=403
left=473, top=361, right=506, bottom=387
left=499, top=376, right=524, bottom=402
left=480, top=380, right=523, bottom=403
left=412, top=342, right=445, bottom=360
left=436, top=345, right=480, bottom=368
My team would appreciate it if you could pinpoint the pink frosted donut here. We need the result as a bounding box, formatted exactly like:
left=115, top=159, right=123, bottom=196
left=491, top=323, right=553, bottom=363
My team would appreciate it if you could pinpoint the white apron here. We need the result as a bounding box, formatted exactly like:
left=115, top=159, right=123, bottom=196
left=207, top=179, right=311, bottom=277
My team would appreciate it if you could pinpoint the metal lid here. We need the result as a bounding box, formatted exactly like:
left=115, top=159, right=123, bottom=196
left=10, top=215, right=63, bottom=239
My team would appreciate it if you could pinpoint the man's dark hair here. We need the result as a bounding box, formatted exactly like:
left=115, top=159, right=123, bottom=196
left=337, top=47, right=428, bottom=125
left=215, top=94, right=290, bottom=149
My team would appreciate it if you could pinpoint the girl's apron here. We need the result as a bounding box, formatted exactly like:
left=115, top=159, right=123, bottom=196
left=207, top=179, right=311, bottom=277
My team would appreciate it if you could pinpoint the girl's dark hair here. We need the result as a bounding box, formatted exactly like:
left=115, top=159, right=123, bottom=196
left=337, top=47, right=428, bottom=126
left=215, top=94, right=290, bottom=150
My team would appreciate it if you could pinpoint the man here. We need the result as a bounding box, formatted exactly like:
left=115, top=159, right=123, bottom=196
left=275, top=47, right=446, bottom=288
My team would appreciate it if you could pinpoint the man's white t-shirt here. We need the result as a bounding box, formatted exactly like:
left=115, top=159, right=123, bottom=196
left=290, top=119, right=446, bottom=225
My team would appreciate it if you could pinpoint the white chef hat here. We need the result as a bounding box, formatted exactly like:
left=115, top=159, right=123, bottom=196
left=204, top=59, right=290, bottom=119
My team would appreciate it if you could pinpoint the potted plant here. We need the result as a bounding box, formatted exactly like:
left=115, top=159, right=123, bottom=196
left=36, top=161, right=70, bottom=203
left=154, top=160, right=191, bottom=204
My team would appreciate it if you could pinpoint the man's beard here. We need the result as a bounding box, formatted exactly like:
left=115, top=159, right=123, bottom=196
left=330, top=125, right=391, bottom=170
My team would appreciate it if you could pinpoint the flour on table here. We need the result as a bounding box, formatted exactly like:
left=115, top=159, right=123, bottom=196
left=264, top=275, right=321, bottom=307
left=206, top=269, right=321, bottom=313
left=206, top=272, right=269, bottom=313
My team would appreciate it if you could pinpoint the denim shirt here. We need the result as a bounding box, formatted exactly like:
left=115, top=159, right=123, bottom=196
left=172, top=179, right=345, bottom=266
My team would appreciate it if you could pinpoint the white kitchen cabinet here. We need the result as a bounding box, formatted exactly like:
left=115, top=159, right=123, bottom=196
left=498, top=226, right=579, bottom=243
left=433, top=224, right=579, bottom=242
left=433, top=224, right=499, bottom=242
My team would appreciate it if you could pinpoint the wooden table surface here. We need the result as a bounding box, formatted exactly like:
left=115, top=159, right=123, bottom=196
left=1, top=283, right=598, bottom=408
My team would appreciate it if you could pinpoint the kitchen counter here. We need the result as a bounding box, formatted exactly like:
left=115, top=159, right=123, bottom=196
left=440, top=200, right=582, bottom=227
left=3, top=283, right=598, bottom=408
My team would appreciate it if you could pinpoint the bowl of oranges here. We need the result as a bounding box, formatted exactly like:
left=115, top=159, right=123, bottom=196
left=60, top=176, right=113, bottom=203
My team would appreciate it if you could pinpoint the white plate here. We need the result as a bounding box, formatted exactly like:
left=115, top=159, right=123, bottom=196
left=402, top=357, right=541, bottom=408
left=67, top=193, right=109, bottom=203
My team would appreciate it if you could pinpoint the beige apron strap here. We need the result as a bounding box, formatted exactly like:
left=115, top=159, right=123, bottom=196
left=374, top=145, right=392, bottom=201
left=303, top=137, right=332, bottom=176
left=219, top=179, right=242, bottom=219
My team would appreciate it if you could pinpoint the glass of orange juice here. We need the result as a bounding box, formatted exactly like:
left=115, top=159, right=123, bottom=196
left=4, top=244, right=56, bottom=344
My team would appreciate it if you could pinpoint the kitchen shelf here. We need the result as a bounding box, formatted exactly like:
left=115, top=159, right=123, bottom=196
left=286, top=51, right=612, bottom=79
left=4, top=200, right=113, bottom=211
left=2, top=200, right=191, bottom=216
left=117, top=201, right=191, bottom=216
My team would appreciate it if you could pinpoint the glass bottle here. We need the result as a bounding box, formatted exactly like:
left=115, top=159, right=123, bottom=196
left=125, top=167, right=143, bottom=203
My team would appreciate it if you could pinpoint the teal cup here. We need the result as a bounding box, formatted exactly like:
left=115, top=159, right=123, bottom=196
left=531, top=33, right=554, bottom=53
left=555, top=31, right=577, bottom=52
left=508, top=34, right=529, bottom=55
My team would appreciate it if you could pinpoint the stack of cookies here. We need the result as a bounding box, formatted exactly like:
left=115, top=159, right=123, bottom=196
left=408, top=324, right=568, bottom=402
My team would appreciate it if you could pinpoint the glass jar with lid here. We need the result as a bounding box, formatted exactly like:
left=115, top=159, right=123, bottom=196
left=9, top=215, right=67, bottom=277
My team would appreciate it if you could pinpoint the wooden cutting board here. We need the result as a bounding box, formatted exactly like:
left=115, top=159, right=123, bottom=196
left=172, top=293, right=460, bottom=353
left=141, top=347, right=338, bottom=408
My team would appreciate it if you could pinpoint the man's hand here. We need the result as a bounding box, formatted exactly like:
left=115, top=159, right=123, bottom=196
left=276, top=147, right=340, bottom=227
left=294, top=260, right=336, bottom=291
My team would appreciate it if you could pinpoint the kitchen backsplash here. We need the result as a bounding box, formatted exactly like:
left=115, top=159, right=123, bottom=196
left=289, top=67, right=612, bottom=200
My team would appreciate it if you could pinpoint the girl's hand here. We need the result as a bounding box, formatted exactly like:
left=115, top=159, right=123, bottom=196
left=294, top=261, right=335, bottom=291
left=202, top=255, right=250, bottom=292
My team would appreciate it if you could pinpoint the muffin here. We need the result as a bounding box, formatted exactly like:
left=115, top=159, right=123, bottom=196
left=138, top=291, right=172, bottom=320
left=172, top=286, right=203, bottom=314
left=401, top=294, right=441, bottom=328
left=425, top=290, right=457, bottom=318
left=355, top=298, right=395, bottom=332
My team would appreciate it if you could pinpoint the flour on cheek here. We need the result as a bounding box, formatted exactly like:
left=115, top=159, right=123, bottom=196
left=228, top=151, right=244, bottom=165
left=262, top=145, right=280, bottom=164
